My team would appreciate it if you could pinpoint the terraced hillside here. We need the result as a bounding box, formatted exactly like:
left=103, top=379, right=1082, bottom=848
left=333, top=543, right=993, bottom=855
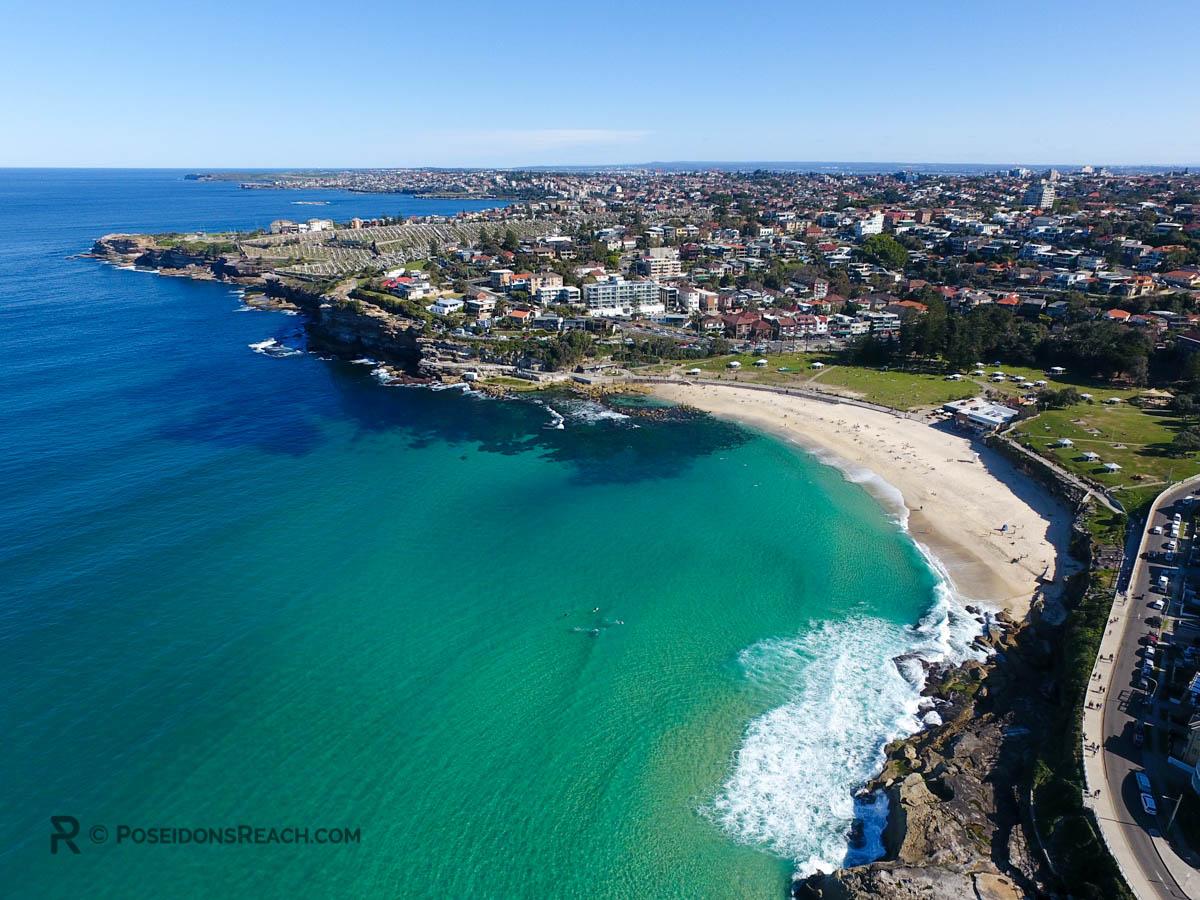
left=240, top=220, right=561, bottom=278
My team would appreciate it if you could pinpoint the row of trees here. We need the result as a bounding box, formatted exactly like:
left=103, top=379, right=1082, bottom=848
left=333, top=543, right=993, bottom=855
left=851, top=302, right=1157, bottom=384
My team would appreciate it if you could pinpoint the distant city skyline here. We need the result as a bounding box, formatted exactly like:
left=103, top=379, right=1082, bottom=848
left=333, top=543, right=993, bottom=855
left=2, top=0, right=1198, bottom=168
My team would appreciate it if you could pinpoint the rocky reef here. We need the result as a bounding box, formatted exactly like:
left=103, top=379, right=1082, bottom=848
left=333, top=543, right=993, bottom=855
left=90, top=234, right=427, bottom=372
left=794, top=611, right=1050, bottom=899
left=307, top=299, right=422, bottom=368
left=795, top=502, right=1127, bottom=900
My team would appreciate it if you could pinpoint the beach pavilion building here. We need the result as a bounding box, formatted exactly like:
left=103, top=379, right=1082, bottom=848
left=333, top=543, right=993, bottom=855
left=942, top=398, right=1019, bottom=433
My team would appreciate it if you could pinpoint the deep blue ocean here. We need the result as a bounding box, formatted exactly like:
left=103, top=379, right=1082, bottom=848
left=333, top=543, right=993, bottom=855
left=0, top=170, right=957, bottom=899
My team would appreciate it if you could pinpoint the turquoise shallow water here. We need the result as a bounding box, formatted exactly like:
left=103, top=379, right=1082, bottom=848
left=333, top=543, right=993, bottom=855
left=0, top=171, right=961, bottom=899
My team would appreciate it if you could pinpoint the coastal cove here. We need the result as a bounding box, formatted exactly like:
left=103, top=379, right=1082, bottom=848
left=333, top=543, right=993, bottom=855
left=650, top=382, right=1077, bottom=618
left=3, top=171, right=1054, bottom=898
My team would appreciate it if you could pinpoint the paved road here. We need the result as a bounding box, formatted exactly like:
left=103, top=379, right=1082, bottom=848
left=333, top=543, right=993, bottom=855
left=1085, top=478, right=1200, bottom=899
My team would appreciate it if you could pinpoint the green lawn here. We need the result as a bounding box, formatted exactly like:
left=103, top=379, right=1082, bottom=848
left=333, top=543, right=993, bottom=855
left=670, top=352, right=981, bottom=409
left=691, top=351, right=837, bottom=376
left=976, top=364, right=1142, bottom=404
left=813, top=366, right=977, bottom=409
left=1013, top=399, right=1199, bottom=511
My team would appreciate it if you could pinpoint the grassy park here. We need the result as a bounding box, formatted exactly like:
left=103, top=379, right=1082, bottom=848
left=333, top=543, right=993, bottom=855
left=1013, top=399, right=1199, bottom=510
left=631, top=351, right=1197, bottom=510
left=670, top=352, right=980, bottom=409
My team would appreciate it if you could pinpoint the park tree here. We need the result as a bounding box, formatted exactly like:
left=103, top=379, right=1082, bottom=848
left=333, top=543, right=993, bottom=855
left=1171, top=427, right=1200, bottom=456
left=861, top=234, right=909, bottom=270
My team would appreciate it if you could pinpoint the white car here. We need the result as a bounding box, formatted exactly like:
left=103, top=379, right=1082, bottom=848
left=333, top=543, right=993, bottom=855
left=1152, top=525, right=1163, bottom=535
left=1142, top=793, right=1158, bottom=816
left=1149, top=598, right=1165, bottom=610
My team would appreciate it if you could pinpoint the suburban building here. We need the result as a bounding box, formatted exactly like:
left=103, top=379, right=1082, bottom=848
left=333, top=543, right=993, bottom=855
left=855, top=213, right=885, bottom=237
left=536, top=285, right=582, bottom=305
left=1023, top=181, right=1057, bottom=209
left=638, top=247, right=683, bottom=279
left=582, top=276, right=665, bottom=317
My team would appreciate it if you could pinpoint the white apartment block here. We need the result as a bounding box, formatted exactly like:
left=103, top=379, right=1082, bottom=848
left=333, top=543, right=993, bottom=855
left=583, top=277, right=665, bottom=318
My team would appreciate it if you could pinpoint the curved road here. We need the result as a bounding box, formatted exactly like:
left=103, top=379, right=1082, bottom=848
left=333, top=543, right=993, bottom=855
left=1085, top=477, right=1200, bottom=899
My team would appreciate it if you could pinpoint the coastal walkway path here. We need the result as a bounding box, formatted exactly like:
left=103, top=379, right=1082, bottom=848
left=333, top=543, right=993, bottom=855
left=995, top=431, right=1125, bottom=515
left=1084, top=476, right=1200, bottom=899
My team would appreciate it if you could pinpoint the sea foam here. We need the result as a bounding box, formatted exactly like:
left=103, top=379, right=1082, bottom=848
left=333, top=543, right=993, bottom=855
left=715, top=460, right=987, bottom=877
left=248, top=338, right=302, bottom=358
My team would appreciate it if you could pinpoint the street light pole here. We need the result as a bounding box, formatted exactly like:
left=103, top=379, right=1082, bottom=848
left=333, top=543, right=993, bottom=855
left=1166, top=792, right=1185, bottom=832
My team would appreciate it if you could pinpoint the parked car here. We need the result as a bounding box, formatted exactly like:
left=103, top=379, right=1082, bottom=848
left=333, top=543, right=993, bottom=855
left=1152, top=525, right=1163, bottom=535
left=1136, top=771, right=1152, bottom=793
left=1142, top=792, right=1158, bottom=816
left=1147, top=616, right=1163, bottom=628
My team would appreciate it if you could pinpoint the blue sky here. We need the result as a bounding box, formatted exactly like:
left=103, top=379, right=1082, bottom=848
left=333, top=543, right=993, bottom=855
left=2, top=0, right=1197, bottom=167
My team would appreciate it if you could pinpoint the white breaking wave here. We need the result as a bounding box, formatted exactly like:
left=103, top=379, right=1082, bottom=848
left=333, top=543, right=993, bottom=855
left=537, top=401, right=566, bottom=430
left=554, top=397, right=637, bottom=426
left=798, top=441, right=909, bottom=528
left=714, top=615, right=954, bottom=875
left=371, top=366, right=398, bottom=385
left=349, top=357, right=378, bottom=366
left=248, top=338, right=302, bottom=358
left=713, top=505, right=988, bottom=879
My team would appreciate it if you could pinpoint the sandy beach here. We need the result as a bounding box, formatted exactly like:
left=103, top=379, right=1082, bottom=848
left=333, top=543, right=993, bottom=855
left=653, top=382, right=1076, bottom=617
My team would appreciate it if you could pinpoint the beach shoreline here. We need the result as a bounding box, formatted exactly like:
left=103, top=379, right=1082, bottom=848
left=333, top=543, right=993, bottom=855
left=650, top=381, right=1076, bottom=618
